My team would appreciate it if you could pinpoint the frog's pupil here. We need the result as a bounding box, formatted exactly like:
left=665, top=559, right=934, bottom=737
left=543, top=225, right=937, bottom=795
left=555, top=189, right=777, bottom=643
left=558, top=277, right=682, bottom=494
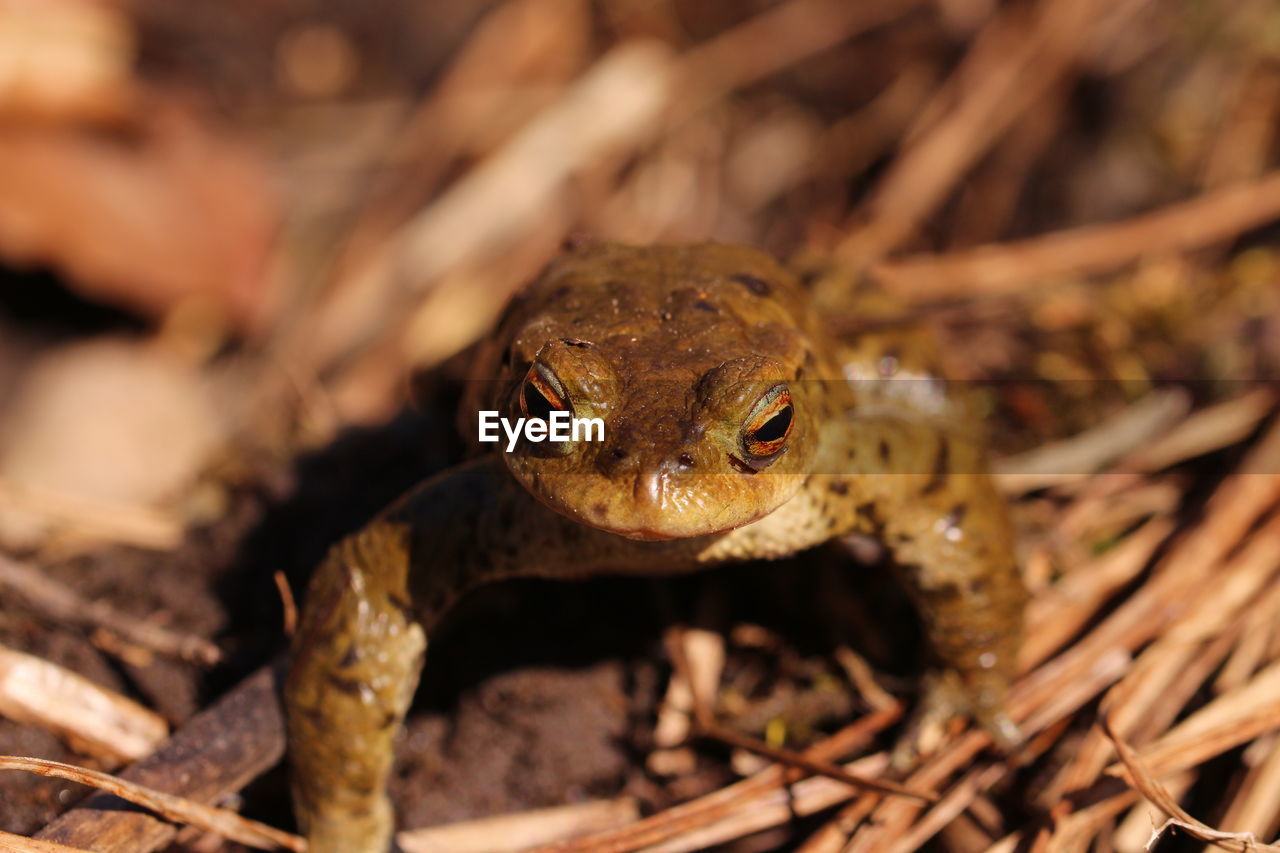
left=752, top=405, right=792, bottom=443
left=523, top=382, right=556, bottom=421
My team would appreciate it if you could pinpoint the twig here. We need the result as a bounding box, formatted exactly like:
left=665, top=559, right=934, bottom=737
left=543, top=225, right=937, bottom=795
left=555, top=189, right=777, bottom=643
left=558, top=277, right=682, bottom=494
left=35, top=663, right=286, bottom=853
left=273, top=570, right=297, bottom=639
left=0, top=756, right=300, bottom=852
left=835, top=0, right=1145, bottom=266
left=0, top=645, right=167, bottom=764
left=874, top=168, right=1280, bottom=297
left=397, top=798, right=638, bottom=853
left=666, top=624, right=936, bottom=803
left=1106, top=659, right=1280, bottom=782
left=1101, top=715, right=1280, bottom=852
left=673, top=0, right=925, bottom=118
left=0, top=479, right=181, bottom=552
left=1213, top=735, right=1280, bottom=845
left=994, top=389, right=1191, bottom=493
left=698, top=721, right=936, bottom=803
left=1119, top=387, right=1278, bottom=474
left=0, top=829, right=91, bottom=852
left=525, top=708, right=900, bottom=852
left=0, top=554, right=221, bottom=666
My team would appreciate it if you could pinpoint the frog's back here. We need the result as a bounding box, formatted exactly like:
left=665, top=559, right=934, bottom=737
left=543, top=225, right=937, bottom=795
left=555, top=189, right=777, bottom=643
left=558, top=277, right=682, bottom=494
left=473, top=241, right=843, bottom=393
left=469, top=240, right=979, bottom=440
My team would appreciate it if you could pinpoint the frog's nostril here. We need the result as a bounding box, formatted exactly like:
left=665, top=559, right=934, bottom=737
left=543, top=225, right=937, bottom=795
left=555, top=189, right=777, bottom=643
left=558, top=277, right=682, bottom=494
left=677, top=453, right=696, bottom=469
left=600, top=444, right=636, bottom=474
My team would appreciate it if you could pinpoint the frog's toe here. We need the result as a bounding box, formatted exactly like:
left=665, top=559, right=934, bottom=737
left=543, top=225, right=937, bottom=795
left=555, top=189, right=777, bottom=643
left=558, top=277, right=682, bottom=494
left=892, top=671, right=1021, bottom=769
left=891, top=671, right=963, bottom=769
left=980, top=708, right=1023, bottom=752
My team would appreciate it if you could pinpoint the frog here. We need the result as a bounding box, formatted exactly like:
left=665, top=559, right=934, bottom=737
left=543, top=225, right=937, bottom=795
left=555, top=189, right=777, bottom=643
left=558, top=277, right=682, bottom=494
left=283, top=241, right=1026, bottom=853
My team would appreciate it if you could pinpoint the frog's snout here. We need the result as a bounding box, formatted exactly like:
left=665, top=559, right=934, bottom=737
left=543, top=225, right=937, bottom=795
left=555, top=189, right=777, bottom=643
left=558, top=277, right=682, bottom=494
left=598, top=444, right=672, bottom=507
left=634, top=469, right=664, bottom=509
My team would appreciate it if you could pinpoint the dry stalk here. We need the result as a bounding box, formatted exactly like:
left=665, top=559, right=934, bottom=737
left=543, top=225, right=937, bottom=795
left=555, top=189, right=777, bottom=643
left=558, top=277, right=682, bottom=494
left=0, top=645, right=167, bottom=764
left=0, top=830, right=91, bottom=853
left=874, top=169, right=1280, bottom=297
left=397, top=798, right=639, bottom=853
left=0, top=554, right=220, bottom=666
left=0, top=756, right=301, bottom=851
left=1102, top=716, right=1280, bottom=852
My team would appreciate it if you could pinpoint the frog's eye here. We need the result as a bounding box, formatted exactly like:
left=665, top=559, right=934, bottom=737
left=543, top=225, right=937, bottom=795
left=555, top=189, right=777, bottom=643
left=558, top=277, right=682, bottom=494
left=742, top=385, right=793, bottom=458
left=520, top=363, right=570, bottom=422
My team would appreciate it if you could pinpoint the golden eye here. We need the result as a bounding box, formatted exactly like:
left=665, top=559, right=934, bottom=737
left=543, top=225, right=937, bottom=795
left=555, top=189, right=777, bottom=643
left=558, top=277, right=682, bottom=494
left=520, top=363, right=569, bottom=421
left=742, top=385, right=793, bottom=458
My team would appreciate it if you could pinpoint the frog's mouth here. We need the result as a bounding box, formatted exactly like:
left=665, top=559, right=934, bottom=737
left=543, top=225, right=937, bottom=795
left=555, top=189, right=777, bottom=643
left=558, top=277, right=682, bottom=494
left=554, top=488, right=777, bottom=542
left=582, top=514, right=748, bottom=542
left=513, top=462, right=803, bottom=541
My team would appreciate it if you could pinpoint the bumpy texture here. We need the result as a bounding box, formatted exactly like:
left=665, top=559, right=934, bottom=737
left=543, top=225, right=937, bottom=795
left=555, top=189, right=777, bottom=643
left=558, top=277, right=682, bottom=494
left=285, top=242, right=1026, bottom=853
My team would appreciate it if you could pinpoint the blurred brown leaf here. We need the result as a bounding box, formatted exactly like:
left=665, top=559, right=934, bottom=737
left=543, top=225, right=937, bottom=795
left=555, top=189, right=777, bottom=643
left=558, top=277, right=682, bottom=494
left=0, top=0, right=136, bottom=125
left=0, top=338, right=222, bottom=550
left=0, top=107, right=279, bottom=330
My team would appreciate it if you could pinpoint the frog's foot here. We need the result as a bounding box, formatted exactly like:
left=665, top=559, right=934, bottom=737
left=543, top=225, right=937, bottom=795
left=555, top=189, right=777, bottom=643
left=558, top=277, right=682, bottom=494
left=891, top=671, right=1022, bottom=769
left=302, top=806, right=398, bottom=853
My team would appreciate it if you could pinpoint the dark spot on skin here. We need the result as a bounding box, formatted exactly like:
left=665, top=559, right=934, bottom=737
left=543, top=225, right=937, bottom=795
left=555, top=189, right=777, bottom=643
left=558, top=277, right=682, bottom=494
left=829, top=481, right=849, bottom=496
left=878, top=439, right=891, bottom=465
left=561, top=337, right=593, bottom=348
left=592, top=503, right=608, bottom=517
left=338, top=643, right=359, bottom=668
left=969, top=578, right=990, bottom=596
left=934, top=581, right=962, bottom=601
left=897, top=562, right=923, bottom=582
left=678, top=453, right=696, bottom=468
left=695, top=298, right=717, bottom=313
left=610, top=447, right=629, bottom=460
left=561, top=233, right=591, bottom=251
left=388, top=594, right=415, bottom=620
left=921, top=437, right=950, bottom=496
left=550, top=285, right=572, bottom=301
left=943, top=503, right=968, bottom=530
left=328, top=675, right=364, bottom=696
left=727, top=453, right=756, bottom=474
left=381, top=711, right=399, bottom=729
left=731, top=273, right=771, bottom=295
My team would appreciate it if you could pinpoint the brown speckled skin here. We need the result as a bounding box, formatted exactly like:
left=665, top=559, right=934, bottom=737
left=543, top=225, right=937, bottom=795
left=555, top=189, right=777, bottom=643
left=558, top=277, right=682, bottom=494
left=285, top=243, right=1026, bottom=853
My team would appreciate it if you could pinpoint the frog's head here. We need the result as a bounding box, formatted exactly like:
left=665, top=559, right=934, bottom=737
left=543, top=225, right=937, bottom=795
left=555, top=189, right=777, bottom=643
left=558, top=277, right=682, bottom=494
left=492, top=242, right=824, bottom=541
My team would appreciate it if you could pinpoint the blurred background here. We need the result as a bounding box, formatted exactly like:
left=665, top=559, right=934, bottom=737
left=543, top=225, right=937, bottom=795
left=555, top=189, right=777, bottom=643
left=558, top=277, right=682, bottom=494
left=2, top=0, right=1280, bottom=849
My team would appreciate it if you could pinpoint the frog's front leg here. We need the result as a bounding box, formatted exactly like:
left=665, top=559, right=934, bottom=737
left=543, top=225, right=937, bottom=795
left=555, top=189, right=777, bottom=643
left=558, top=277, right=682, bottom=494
left=285, top=456, right=708, bottom=853
left=285, top=516, right=425, bottom=853
left=836, top=419, right=1026, bottom=748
